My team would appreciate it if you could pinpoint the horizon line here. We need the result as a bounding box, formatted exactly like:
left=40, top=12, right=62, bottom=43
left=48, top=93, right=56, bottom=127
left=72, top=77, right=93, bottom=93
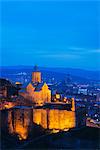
left=0, top=65, right=100, bottom=72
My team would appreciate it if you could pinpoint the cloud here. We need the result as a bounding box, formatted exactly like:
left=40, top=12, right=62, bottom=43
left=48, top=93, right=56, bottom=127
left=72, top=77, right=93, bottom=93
left=68, top=46, right=100, bottom=54
left=21, top=47, right=100, bottom=60
left=68, top=47, right=85, bottom=51
left=39, top=53, right=79, bottom=59
left=23, top=49, right=79, bottom=59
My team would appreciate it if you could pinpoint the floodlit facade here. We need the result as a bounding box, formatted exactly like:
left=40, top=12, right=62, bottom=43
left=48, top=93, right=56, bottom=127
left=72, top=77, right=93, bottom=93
left=5, top=101, right=86, bottom=140
left=33, top=108, right=76, bottom=130
left=33, top=99, right=86, bottom=130
left=4, top=66, right=86, bottom=140
left=7, top=108, right=33, bottom=140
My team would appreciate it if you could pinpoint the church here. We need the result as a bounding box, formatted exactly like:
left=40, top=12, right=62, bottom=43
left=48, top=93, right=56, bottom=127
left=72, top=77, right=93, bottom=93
left=26, top=66, right=51, bottom=106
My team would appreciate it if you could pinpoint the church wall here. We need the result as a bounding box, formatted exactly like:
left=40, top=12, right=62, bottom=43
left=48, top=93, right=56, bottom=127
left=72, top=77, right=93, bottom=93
left=34, top=91, right=43, bottom=105
left=47, top=90, right=51, bottom=102
left=40, top=83, right=51, bottom=103
left=26, top=83, right=51, bottom=105
left=33, top=88, right=51, bottom=105
left=26, top=83, right=35, bottom=99
left=32, top=72, right=41, bottom=83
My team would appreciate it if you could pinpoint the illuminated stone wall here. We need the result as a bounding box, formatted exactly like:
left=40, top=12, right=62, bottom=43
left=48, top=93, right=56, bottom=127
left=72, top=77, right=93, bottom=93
left=40, top=109, right=47, bottom=129
left=33, top=109, right=47, bottom=129
left=7, top=109, right=33, bottom=140
left=8, top=110, right=14, bottom=134
left=7, top=107, right=76, bottom=140
left=33, top=109, right=42, bottom=125
left=48, top=109, right=59, bottom=129
left=33, top=109, right=76, bottom=130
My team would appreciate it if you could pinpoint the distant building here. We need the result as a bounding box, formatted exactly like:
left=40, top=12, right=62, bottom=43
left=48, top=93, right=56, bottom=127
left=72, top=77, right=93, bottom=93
left=78, top=87, right=88, bottom=95
left=26, top=66, right=51, bottom=106
left=96, top=93, right=100, bottom=101
left=15, top=82, right=22, bottom=89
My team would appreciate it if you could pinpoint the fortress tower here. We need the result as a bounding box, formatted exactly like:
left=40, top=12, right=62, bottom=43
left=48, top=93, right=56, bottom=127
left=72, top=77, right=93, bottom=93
left=32, top=65, right=41, bottom=83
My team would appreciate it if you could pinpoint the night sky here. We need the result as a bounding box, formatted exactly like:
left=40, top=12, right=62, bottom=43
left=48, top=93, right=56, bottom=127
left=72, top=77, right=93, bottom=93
left=0, top=0, right=100, bottom=70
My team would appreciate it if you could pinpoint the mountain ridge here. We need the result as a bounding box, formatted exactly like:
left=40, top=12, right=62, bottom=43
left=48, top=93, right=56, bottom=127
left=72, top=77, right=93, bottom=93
left=0, top=66, right=100, bottom=82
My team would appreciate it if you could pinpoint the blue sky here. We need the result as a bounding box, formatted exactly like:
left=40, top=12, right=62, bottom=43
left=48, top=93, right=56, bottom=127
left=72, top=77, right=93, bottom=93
left=0, top=0, right=100, bottom=70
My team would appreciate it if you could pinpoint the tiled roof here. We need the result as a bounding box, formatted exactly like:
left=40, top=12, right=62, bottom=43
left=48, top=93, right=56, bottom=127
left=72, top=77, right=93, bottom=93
left=30, top=82, right=44, bottom=91
left=31, top=82, right=38, bottom=87
left=35, top=83, right=44, bottom=91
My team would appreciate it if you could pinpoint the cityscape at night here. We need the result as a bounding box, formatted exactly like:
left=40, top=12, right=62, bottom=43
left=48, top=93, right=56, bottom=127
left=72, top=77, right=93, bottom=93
left=0, top=0, right=100, bottom=150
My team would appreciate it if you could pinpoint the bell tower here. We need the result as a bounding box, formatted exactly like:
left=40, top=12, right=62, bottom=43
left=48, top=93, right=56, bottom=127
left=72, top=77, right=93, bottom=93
left=32, top=65, right=41, bottom=83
